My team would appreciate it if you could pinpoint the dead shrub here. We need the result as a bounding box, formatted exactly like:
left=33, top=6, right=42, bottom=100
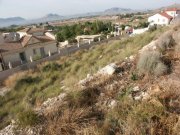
left=66, top=87, right=100, bottom=108
left=157, top=31, right=174, bottom=52
left=137, top=51, right=168, bottom=76
left=4, top=71, right=27, bottom=88
left=45, top=107, right=104, bottom=135
left=173, top=30, right=180, bottom=44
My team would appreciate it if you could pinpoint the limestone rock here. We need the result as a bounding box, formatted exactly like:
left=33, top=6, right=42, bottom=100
left=98, top=63, right=118, bottom=75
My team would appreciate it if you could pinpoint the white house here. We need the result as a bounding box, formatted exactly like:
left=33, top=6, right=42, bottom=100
left=165, top=8, right=179, bottom=18
left=148, top=12, right=173, bottom=26
left=148, top=8, right=180, bottom=26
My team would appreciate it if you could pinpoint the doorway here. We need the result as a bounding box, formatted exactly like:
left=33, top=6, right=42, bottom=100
left=19, top=52, right=27, bottom=64
left=0, top=58, right=4, bottom=71
left=40, top=47, right=45, bottom=57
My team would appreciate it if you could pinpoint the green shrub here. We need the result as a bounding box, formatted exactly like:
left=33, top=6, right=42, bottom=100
left=148, top=25, right=157, bottom=32
left=137, top=51, right=167, bottom=76
left=33, top=55, right=42, bottom=61
left=18, top=109, right=40, bottom=127
left=14, top=76, right=41, bottom=89
left=131, top=72, right=138, bottom=81
left=42, top=62, right=61, bottom=72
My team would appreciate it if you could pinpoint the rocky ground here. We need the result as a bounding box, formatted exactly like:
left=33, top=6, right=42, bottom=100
left=0, top=24, right=180, bottom=135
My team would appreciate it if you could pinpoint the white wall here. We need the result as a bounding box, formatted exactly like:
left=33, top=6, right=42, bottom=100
left=148, top=14, right=170, bottom=25
left=3, top=53, right=21, bottom=67
left=45, top=32, right=56, bottom=40
left=25, top=47, right=41, bottom=61
left=133, top=28, right=149, bottom=35
left=17, top=32, right=27, bottom=38
left=0, top=64, right=3, bottom=71
left=2, top=42, right=58, bottom=68
left=166, top=11, right=177, bottom=18
left=44, top=43, right=58, bottom=55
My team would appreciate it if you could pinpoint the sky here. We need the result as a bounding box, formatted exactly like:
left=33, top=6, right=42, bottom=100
left=0, top=0, right=179, bottom=19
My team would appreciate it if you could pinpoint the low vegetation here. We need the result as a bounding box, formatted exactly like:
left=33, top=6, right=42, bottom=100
left=0, top=26, right=172, bottom=132
left=55, top=21, right=113, bottom=42
left=137, top=51, right=167, bottom=76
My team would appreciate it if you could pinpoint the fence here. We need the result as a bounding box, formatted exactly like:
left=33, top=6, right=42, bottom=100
left=0, top=36, right=120, bottom=82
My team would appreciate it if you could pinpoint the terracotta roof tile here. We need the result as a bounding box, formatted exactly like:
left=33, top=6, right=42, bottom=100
left=0, top=35, right=55, bottom=54
left=18, top=28, right=45, bottom=34
left=0, top=42, right=23, bottom=53
left=158, top=12, right=173, bottom=19
left=35, top=36, right=54, bottom=42
left=18, top=28, right=31, bottom=33
left=28, top=28, right=45, bottom=34
left=165, top=8, right=179, bottom=12
left=20, top=35, right=32, bottom=47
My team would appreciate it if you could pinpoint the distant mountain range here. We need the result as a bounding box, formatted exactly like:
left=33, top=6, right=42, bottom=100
left=0, top=4, right=179, bottom=28
left=0, top=14, right=64, bottom=28
left=0, top=7, right=141, bottom=28
left=0, top=17, right=26, bottom=27
left=104, top=7, right=136, bottom=14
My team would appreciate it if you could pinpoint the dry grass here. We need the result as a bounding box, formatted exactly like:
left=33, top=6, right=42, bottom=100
left=45, top=107, right=104, bottom=135
left=137, top=51, right=168, bottom=76
left=156, top=30, right=174, bottom=53
left=4, top=71, right=28, bottom=88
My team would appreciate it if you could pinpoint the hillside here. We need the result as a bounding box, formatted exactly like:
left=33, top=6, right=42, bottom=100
left=0, top=23, right=180, bottom=134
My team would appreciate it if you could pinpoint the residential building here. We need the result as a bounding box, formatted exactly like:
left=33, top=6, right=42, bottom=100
left=148, top=12, right=173, bottom=26
left=17, top=27, right=45, bottom=38
left=0, top=28, right=58, bottom=71
left=165, top=8, right=179, bottom=18
left=148, top=8, right=180, bottom=26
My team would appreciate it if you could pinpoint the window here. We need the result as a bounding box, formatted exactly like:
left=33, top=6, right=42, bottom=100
left=33, top=49, right=37, bottom=55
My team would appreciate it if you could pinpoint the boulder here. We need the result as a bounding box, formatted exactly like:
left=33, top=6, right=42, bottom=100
left=129, top=55, right=135, bottom=61
left=35, top=93, right=67, bottom=114
left=139, top=40, right=158, bottom=54
left=108, top=99, right=117, bottom=108
left=98, top=63, right=118, bottom=75
left=132, top=86, right=140, bottom=92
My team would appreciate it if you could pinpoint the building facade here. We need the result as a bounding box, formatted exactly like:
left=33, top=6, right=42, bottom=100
left=0, top=28, right=58, bottom=71
left=148, top=8, right=179, bottom=26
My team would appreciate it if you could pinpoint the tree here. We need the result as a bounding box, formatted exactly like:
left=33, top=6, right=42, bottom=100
left=56, top=32, right=65, bottom=42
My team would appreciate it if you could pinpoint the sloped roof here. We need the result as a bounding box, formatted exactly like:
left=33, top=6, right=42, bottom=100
left=165, top=8, right=179, bottom=12
left=35, top=36, right=55, bottom=42
left=0, top=34, right=55, bottom=54
left=18, top=28, right=31, bottom=33
left=18, top=28, right=45, bottom=34
left=158, top=12, right=173, bottom=19
left=20, top=35, right=32, bottom=47
left=27, top=28, right=45, bottom=34
left=0, top=42, right=23, bottom=53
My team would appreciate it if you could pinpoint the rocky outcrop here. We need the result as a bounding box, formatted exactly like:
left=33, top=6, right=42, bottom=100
left=139, top=40, right=158, bottom=54
left=35, top=93, right=67, bottom=115
left=98, top=63, right=119, bottom=75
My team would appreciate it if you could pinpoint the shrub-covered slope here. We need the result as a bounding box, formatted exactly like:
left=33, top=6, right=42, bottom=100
left=1, top=24, right=180, bottom=135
